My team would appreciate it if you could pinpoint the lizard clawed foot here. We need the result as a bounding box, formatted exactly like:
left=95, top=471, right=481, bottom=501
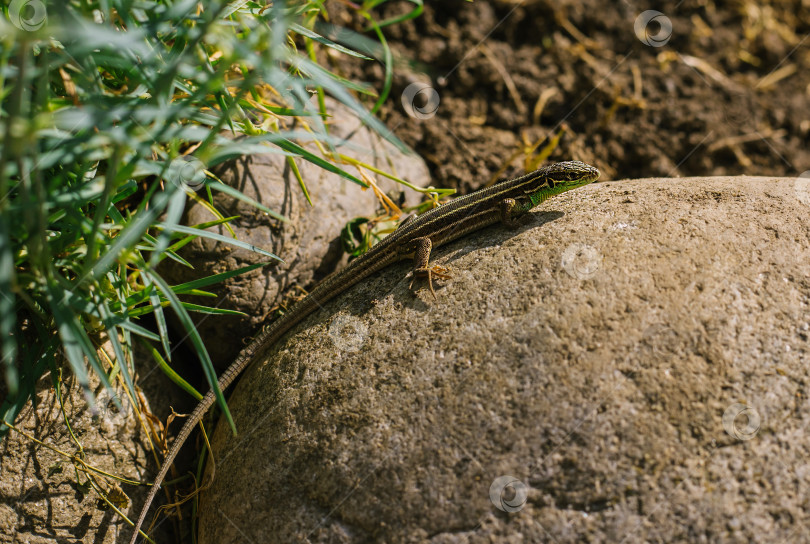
left=410, top=265, right=452, bottom=299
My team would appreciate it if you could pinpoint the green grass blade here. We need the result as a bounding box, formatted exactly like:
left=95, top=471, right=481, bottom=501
left=205, top=182, right=289, bottom=223
left=148, top=181, right=188, bottom=269
left=145, top=278, right=172, bottom=362
left=85, top=190, right=172, bottom=283
left=275, top=139, right=368, bottom=188
left=364, top=0, right=423, bottom=29
left=143, top=270, right=235, bottom=434
left=0, top=216, right=18, bottom=395
left=156, top=223, right=284, bottom=261
left=0, top=336, right=57, bottom=436
left=169, top=262, right=269, bottom=294
left=115, top=319, right=161, bottom=342
left=290, top=23, right=374, bottom=60
left=146, top=343, right=202, bottom=402
left=94, top=295, right=136, bottom=405
left=179, top=302, right=245, bottom=316
left=46, top=284, right=114, bottom=406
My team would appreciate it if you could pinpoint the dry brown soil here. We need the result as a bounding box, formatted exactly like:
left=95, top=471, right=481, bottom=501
left=332, top=0, right=810, bottom=190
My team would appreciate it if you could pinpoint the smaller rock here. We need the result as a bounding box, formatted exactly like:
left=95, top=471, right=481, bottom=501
left=159, top=98, right=431, bottom=368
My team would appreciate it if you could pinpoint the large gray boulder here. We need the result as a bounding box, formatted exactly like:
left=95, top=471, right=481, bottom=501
left=198, top=176, right=810, bottom=543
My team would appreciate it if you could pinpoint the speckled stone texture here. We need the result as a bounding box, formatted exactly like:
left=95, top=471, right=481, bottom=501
left=198, top=177, right=810, bottom=543
left=0, top=340, right=177, bottom=544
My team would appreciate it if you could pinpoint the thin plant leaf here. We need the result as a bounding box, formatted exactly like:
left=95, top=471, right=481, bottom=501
left=143, top=271, right=235, bottom=434
left=179, top=302, right=245, bottom=316
left=46, top=284, right=114, bottom=406
left=275, top=139, right=367, bottom=188
left=205, top=181, right=288, bottom=223
left=145, top=277, right=171, bottom=362
left=290, top=23, right=374, bottom=60
left=94, top=295, right=136, bottom=404
left=155, top=223, right=283, bottom=261
left=169, top=262, right=269, bottom=294
left=147, top=344, right=202, bottom=402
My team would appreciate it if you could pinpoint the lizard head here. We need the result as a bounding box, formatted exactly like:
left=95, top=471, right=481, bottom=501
left=527, top=161, right=600, bottom=206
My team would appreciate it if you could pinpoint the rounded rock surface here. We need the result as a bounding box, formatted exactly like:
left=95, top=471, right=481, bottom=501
left=198, top=176, right=810, bottom=543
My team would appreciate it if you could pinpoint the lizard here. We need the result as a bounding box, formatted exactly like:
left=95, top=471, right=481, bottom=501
left=128, top=160, right=600, bottom=543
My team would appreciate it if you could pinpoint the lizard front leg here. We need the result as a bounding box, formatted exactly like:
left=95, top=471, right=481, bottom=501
left=500, top=197, right=531, bottom=228
left=405, top=237, right=452, bottom=299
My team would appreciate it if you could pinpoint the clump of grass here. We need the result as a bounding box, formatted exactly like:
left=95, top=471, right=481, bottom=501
left=0, top=0, right=421, bottom=435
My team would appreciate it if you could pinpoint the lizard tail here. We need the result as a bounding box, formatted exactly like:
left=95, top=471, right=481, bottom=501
left=129, top=389, right=216, bottom=544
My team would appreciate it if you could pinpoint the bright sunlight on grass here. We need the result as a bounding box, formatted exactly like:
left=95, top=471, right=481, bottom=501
left=0, top=0, right=421, bottom=435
